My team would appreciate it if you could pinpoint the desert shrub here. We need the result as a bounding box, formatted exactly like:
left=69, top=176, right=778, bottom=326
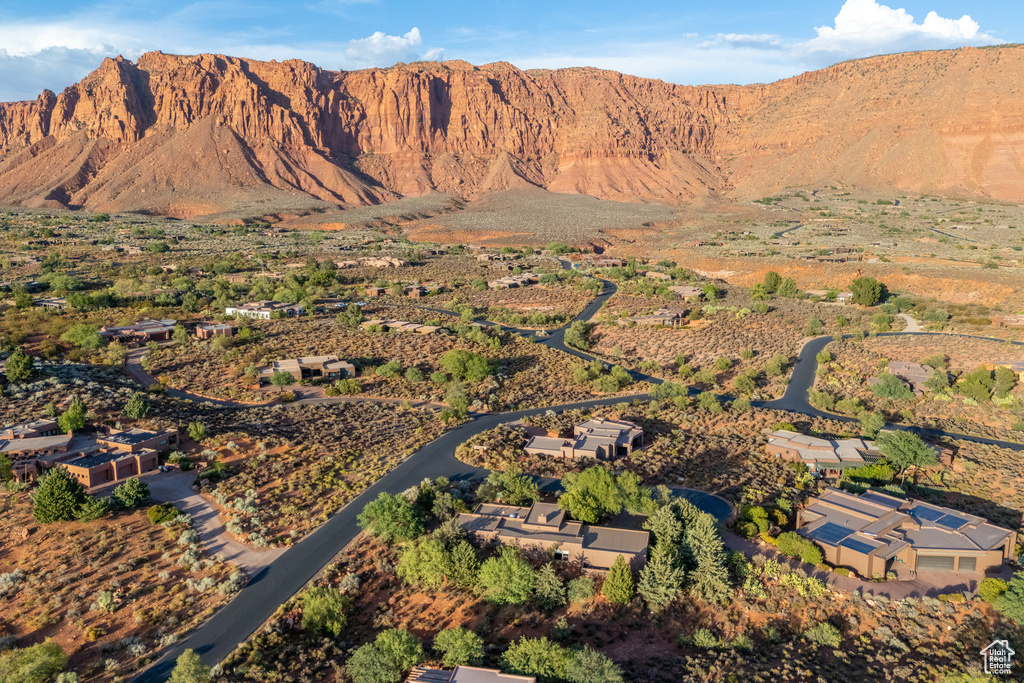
left=776, top=532, right=823, bottom=566
left=0, top=641, right=68, bottom=683
left=845, top=462, right=894, bottom=483
left=567, top=576, right=595, bottom=603
left=301, top=587, right=348, bottom=637
left=993, top=571, right=1024, bottom=625
left=697, top=391, right=723, bottom=414
left=803, top=622, right=841, bottom=647
left=376, top=361, right=403, bottom=378
left=688, top=628, right=722, bottom=649
left=871, top=374, right=913, bottom=400
left=978, top=577, right=1008, bottom=603
left=148, top=503, right=178, bottom=524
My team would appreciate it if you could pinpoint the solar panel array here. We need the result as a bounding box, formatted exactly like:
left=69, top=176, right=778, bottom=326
left=911, top=506, right=944, bottom=522
left=937, top=514, right=968, bottom=529
left=806, top=522, right=852, bottom=545
left=840, top=537, right=878, bottom=555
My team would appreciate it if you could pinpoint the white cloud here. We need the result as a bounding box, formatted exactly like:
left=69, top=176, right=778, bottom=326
left=698, top=33, right=781, bottom=50
left=343, top=27, right=443, bottom=68
left=801, top=0, right=999, bottom=59
left=0, top=47, right=115, bottom=101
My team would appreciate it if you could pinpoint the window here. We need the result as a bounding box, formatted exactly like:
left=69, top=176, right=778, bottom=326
left=958, top=556, right=977, bottom=572
left=554, top=549, right=570, bottom=561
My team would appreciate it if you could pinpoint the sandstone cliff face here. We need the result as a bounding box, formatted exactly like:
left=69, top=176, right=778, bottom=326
left=0, top=46, right=1022, bottom=216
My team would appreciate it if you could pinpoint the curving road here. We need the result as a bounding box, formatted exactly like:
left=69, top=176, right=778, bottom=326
left=132, top=285, right=1024, bottom=681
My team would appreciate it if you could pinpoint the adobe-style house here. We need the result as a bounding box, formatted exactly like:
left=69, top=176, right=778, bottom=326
left=617, top=309, right=687, bottom=328
left=524, top=418, right=644, bottom=461
left=361, top=257, right=409, bottom=268
left=407, top=666, right=535, bottom=683
left=667, top=285, right=703, bottom=301
left=364, top=286, right=386, bottom=297
left=766, top=429, right=882, bottom=476
left=257, top=356, right=356, bottom=385
left=33, top=297, right=68, bottom=310
left=592, top=257, right=624, bottom=268
left=100, top=319, right=177, bottom=344
left=2, top=421, right=179, bottom=487
left=225, top=301, right=304, bottom=319
left=644, top=270, right=671, bottom=281
left=195, top=322, right=234, bottom=339
left=405, top=285, right=428, bottom=298
left=487, top=273, right=539, bottom=289
left=458, top=502, right=649, bottom=571
left=360, top=319, right=440, bottom=335
left=992, top=315, right=1024, bottom=329
left=797, top=488, right=1016, bottom=578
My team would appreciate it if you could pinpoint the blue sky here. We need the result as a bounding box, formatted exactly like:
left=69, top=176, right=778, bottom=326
left=0, top=0, right=1015, bottom=100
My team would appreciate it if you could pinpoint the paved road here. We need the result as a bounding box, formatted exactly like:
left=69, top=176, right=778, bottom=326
left=132, top=291, right=1024, bottom=680
left=132, top=392, right=730, bottom=682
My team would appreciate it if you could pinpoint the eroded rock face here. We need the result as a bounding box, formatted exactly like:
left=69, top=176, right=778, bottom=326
left=1, top=45, right=1023, bottom=216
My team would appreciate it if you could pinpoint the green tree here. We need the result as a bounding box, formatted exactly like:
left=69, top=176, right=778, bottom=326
left=502, top=637, right=570, bottom=680
left=0, top=641, right=69, bottom=683
left=478, top=547, right=535, bottom=605
left=925, top=370, right=950, bottom=393
left=57, top=397, right=87, bottom=433
left=685, top=514, right=732, bottom=604
left=878, top=431, right=938, bottom=482
left=558, top=467, right=623, bottom=523
left=486, top=467, right=539, bottom=506
left=433, top=627, right=484, bottom=667
left=564, top=321, right=592, bottom=350
left=75, top=496, right=112, bottom=522
left=994, top=366, right=1017, bottom=399
left=396, top=538, right=451, bottom=590
left=446, top=540, right=480, bottom=589
left=850, top=277, right=888, bottom=306
left=122, top=392, right=150, bottom=419
left=146, top=241, right=171, bottom=253
left=347, top=629, right=425, bottom=683
left=60, top=324, right=104, bottom=350
left=357, top=492, right=425, bottom=542
left=533, top=562, right=566, bottom=611
left=602, top=555, right=635, bottom=605
left=762, top=271, right=782, bottom=293
left=992, top=570, right=1024, bottom=624
left=857, top=411, right=886, bottom=438
left=637, top=545, right=684, bottom=612
left=32, top=467, right=85, bottom=523
left=168, top=649, right=211, bottom=683
left=301, top=586, right=348, bottom=637
left=439, top=350, right=493, bottom=382
left=269, top=370, right=294, bottom=391
left=113, top=478, right=151, bottom=509
left=642, top=505, right=684, bottom=548
left=4, top=349, right=33, bottom=383
left=565, top=646, right=624, bottom=683
left=776, top=277, right=798, bottom=298
left=0, top=453, right=12, bottom=482
left=871, top=373, right=914, bottom=400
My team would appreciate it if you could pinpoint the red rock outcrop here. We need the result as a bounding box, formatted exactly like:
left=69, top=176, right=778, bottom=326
left=1, top=45, right=1023, bottom=216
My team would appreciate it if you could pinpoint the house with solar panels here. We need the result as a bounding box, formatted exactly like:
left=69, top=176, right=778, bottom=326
left=797, top=488, right=1016, bottom=578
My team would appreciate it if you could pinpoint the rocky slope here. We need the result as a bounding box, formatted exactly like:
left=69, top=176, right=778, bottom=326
left=0, top=46, right=1022, bottom=216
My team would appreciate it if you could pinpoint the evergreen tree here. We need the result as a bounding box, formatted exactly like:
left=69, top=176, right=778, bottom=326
left=168, top=649, right=211, bottom=683
left=122, top=392, right=150, bottom=419
left=357, top=492, right=425, bottom=542
left=762, top=271, right=782, bottom=293
left=637, top=545, right=685, bottom=612
left=565, top=646, right=624, bottom=683
left=396, top=538, right=450, bottom=590
left=685, top=514, right=732, bottom=604
left=57, top=397, right=87, bottom=433
left=602, top=555, right=635, bottom=605
left=113, top=478, right=151, bottom=509
left=32, top=467, right=86, bottom=523
left=642, top=505, right=684, bottom=548
left=533, top=563, right=566, bottom=611
left=446, top=540, right=480, bottom=589
left=776, top=277, right=798, bottom=298
left=4, top=349, right=33, bottom=383
left=0, top=641, right=69, bottom=683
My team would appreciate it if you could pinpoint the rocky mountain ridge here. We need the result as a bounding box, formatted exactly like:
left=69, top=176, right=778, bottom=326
left=0, top=46, right=1022, bottom=216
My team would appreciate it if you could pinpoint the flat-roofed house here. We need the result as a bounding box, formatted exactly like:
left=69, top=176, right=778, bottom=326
left=407, top=666, right=535, bottom=683
left=488, top=273, right=539, bottom=290
left=618, top=309, right=687, bottom=328
left=797, top=488, right=1016, bottom=577
left=766, top=429, right=883, bottom=476
left=360, top=319, right=440, bottom=335
left=225, top=301, right=304, bottom=319
left=667, top=285, right=703, bottom=301
left=524, top=418, right=643, bottom=461
left=992, top=315, right=1024, bottom=329
left=364, top=286, right=386, bottom=298
left=405, top=285, right=428, bottom=299
left=100, top=319, right=177, bottom=345
left=644, top=270, right=671, bottom=281
left=33, top=297, right=68, bottom=310
left=458, top=501, right=649, bottom=571
left=195, top=322, right=234, bottom=340
left=258, top=356, right=356, bottom=385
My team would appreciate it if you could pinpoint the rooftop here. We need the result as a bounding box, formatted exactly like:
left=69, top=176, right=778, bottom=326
left=99, top=428, right=167, bottom=447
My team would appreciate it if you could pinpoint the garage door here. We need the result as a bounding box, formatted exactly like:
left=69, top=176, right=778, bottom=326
left=917, top=555, right=955, bottom=572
